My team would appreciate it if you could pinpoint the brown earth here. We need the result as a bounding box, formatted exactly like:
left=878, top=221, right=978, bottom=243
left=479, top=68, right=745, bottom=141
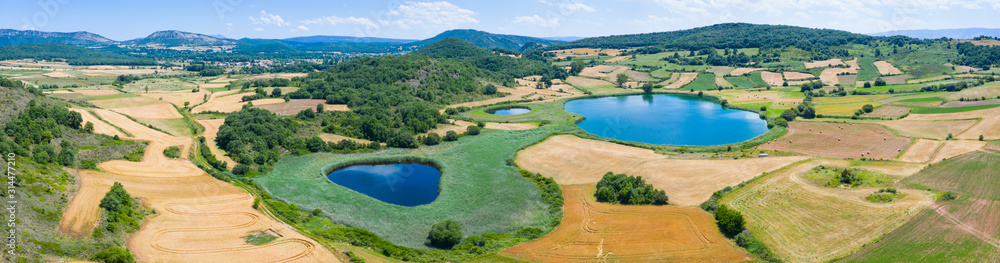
left=782, top=72, right=815, bottom=80
left=664, top=73, right=698, bottom=89
left=873, top=61, right=903, bottom=75
left=760, top=71, right=784, bottom=86
left=501, top=184, right=753, bottom=263
left=256, top=99, right=349, bottom=115
left=805, top=59, right=844, bottom=69
left=758, top=122, right=912, bottom=160
left=70, top=108, right=124, bottom=137
left=729, top=68, right=763, bottom=76
left=111, top=103, right=183, bottom=119
left=881, top=119, right=978, bottom=140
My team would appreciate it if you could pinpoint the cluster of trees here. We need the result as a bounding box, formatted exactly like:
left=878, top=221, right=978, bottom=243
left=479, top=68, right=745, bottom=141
left=594, top=172, right=669, bottom=205
left=0, top=43, right=156, bottom=65
left=954, top=42, right=1000, bottom=69
left=5, top=101, right=83, bottom=148
left=412, top=38, right=568, bottom=85
left=658, top=48, right=752, bottom=66
left=95, top=182, right=146, bottom=236
left=920, top=81, right=970, bottom=92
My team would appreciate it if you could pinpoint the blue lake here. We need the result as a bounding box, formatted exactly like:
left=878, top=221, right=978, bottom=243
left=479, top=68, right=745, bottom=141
left=490, top=107, right=531, bottom=115
left=564, top=94, right=769, bottom=146
left=327, top=163, right=441, bottom=207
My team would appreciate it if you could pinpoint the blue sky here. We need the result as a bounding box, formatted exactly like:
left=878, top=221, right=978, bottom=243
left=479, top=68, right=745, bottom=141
left=2, top=0, right=999, bottom=41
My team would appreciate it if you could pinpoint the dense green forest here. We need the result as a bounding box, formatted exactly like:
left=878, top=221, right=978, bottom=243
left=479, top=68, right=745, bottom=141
left=549, top=23, right=878, bottom=51
left=412, top=38, right=568, bottom=84
left=0, top=43, right=156, bottom=65
left=955, top=41, right=1000, bottom=69
left=406, top=29, right=561, bottom=51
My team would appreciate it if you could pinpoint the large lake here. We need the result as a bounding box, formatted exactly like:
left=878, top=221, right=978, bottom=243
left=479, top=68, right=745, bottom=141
left=565, top=94, right=769, bottom=146
left=327, top=163, right=440, bottom=207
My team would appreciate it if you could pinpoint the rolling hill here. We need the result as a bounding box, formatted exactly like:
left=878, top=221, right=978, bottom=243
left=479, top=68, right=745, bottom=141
left=548, top=23, right=877, bottom=50
left=407, top=29, right=561, bottom=51
left=870, top=28, right=1000, bottom=39
left=0, top=29, right=116, bottom=47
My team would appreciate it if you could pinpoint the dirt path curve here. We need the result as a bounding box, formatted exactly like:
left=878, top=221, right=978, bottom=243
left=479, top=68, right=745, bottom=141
left=58, top=108, right=339, bottom=262
left=931, top=203, right=1000, bottom=249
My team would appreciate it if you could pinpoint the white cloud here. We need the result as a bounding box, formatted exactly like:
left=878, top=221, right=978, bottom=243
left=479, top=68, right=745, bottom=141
left=388, top=2, right=479, bottom=29
left=253, top=27, right=264, bottom=31
left=541, top=0, right=596, bottom=12
left=514, top=15, right=561, bottom=28
left=302, top=16, right=377, bottom=28
left=296, top=25, right=309, bottom=31
left=249, top=10, right=290, bottom=27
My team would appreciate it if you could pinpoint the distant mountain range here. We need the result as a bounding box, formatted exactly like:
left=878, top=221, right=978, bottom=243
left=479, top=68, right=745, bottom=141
left=0, top=28, right=562, bottom=52
left=869, top=28, right=1000, bottom=39
left=0, top=29, right=115, bottom=47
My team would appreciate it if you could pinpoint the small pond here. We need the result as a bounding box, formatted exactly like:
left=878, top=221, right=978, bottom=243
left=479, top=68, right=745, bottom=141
left=327, top=163, right=441, bottom=207
left=489, top=107, right=531, bottom=115
left=564, top=94, right=769, bottom=146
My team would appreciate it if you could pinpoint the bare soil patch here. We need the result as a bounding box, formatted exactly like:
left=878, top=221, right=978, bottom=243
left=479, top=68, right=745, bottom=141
left=318, top=133, right=372, bottom=144
left=70, top=108, right=124, bottom=137
left=864, top=105, right=910, bottom=119
left=664, top=73, right=698, bottom=89
left=758, top=122, right=912, bottom=160
left=516, top=135, right=805, bottom=206
left=729, top=68, right=763, bottom=76
left=931, top=140, right=986, bottom=163
left=111, top=103, right=183, bottom=119
left=805, top=59, right=845, bottom=69
left=873, top=61, right=903, bottom=75
left=782, top=71, right=815, bottom=80
left=760, top=71, right=784, bottom=86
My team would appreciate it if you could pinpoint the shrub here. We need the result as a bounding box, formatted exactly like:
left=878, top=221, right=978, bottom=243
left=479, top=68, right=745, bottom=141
left=715, top=204, right=745, bottom=237
left=423, top=133, right=441, bottom=146
left=735, top=231, right=781, bottom=262
left=162, top=146, right=181, bottom=158
left=940, top=191, right=957, bottom=200
left=780, top=110, right=797, bottom=121
left=92, top=247, right=135, bottom=263
left=862, top=104, right=874, bottom=113
left=595, top=172, right=668, bottom=205
left=427, top=220, right=462, bottom=249
left=443, top=131, right=459, bottom=142
left=466, top=125, right=481, bottom=135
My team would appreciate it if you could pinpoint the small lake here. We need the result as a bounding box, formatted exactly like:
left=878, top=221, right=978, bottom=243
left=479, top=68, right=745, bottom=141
left=327, top=163, right=441, bottom=207
left=489, top=107, right=531, bottom=115
left=565, top=94, right=769, bottom=146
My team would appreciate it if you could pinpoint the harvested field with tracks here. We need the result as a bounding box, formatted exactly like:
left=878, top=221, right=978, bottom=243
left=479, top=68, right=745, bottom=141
left=516, top=135, right=806, bottom=206
left=501, top=184, right=752, bottom=262
left=758, top=122, right=911, bottom=160
left=723, top=160, right=934, bottom=262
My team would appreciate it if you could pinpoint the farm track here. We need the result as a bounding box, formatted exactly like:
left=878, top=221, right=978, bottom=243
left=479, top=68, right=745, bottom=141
left=58, top=103, right=338, bottom=262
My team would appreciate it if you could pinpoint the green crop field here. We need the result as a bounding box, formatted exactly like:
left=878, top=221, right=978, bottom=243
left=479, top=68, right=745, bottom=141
left=684, top=72, right=718, bottom=91
left=840, top=150, right=1000, bottom=262
left=725, top=76, right=759, bottom=89
left=856, top=57, right=880, bottom=82
left=910, top=103, right=1000, bottom=114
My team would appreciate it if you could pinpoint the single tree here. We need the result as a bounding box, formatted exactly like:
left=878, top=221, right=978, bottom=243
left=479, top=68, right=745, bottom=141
left=427, top=220, right=462, bottom=249
left=615, top=73, right=630, bottom=88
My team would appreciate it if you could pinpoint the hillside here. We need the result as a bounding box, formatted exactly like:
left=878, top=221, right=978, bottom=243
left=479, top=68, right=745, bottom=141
left=408, top=29, right=561, bottom=50
left=0, top=29, right=116, bottom=47
left=123, top=30, right=237, bottom=47
left=549, top=23, right=876, bottom=50
left=0, top=43, right=156, bottom=65
left=410, top=37, right=493, bottom=59
left=870, top=28, right=1000, bottom=39
left=282, top=35, right=415, bottom=44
